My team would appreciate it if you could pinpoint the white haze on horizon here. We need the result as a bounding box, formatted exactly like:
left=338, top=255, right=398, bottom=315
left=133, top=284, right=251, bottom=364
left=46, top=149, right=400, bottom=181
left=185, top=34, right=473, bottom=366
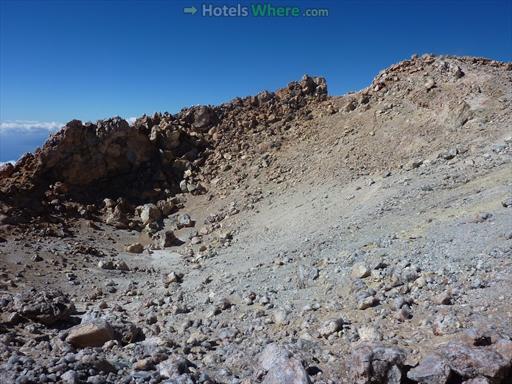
left=0, top=117, right=138, bottom=162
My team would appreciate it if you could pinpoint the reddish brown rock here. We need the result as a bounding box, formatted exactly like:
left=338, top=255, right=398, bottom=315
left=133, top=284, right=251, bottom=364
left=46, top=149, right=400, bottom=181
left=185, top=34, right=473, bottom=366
left=66, top=320, right=115, bottom=348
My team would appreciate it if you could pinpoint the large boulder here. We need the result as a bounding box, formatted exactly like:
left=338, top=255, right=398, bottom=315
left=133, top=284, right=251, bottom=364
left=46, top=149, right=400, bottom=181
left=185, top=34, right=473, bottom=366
left=191, top=106, right=217, bottom=130
left=139, top=203, right=161, bottom=225
left=66, top=320, right=115, bottom=348
left=347, top=343, right=407, bottom=384
left=407, top=354, right=453, bottom=384
left=79, top=311, right=144, bottom=345
left=152, top=230, right=180, bottom=249
left=259, top=344, right=311, bottom=384
left=13, top=288, right=75, bottom=325
left=409, top=340, right=512, bottom=384
left=438, top=342, right=510, bottom=381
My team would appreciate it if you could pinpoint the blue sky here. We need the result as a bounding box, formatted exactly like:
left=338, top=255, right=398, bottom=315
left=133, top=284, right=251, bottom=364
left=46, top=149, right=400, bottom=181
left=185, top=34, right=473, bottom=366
left=1, top=0, right=511, bottom=162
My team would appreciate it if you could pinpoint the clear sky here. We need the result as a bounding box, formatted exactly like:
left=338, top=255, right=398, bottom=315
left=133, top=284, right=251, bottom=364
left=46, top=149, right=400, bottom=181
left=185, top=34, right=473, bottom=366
left=0, top=0, right=511, bottom=162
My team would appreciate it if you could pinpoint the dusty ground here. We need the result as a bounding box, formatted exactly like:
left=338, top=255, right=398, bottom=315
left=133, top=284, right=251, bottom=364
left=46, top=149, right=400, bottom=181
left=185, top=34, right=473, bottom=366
left=1, top=54, right=512, bottom=384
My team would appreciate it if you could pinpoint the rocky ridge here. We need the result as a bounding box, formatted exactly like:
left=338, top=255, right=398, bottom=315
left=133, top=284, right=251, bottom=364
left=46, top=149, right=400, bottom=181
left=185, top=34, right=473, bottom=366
left=0, top=76, right=327, bottom=218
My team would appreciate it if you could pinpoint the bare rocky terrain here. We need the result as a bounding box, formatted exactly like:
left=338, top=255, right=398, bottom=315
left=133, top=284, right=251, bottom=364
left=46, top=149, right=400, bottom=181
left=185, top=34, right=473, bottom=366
left=0, top=54, right=511, bottom=384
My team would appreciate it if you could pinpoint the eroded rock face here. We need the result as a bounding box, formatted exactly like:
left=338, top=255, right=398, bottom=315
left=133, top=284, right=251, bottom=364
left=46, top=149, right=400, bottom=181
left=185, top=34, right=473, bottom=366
left=41, top=118, right=155, bottom=187
left=12, top=289, right=75, bottom=325
left=0, top=118, right=160, bottom=206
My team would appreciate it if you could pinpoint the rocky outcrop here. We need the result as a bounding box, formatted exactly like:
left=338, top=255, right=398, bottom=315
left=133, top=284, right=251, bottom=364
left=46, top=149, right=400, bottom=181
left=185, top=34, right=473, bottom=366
left=0, top=75, right=327, bottom=223
left=0, top=117, right=194, bottom=208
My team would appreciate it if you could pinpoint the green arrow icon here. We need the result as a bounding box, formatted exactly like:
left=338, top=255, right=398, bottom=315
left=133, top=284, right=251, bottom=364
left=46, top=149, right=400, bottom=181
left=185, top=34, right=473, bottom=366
left=184, top=6, right=197, bottom=15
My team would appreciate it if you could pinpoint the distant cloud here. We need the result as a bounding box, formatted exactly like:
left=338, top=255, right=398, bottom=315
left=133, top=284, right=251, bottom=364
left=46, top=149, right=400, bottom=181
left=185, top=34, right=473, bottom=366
left=126, top=117, right=137, bottom=125
left=0, top=160, right=15, bottom=166
left=0, top=120, right=63, bottom=132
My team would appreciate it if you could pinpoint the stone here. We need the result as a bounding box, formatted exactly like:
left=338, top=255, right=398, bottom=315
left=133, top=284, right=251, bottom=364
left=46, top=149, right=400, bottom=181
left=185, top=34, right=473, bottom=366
left=348, top=344, right=407, bottom=384
left=61, top=370, right=79, bottom=384
left=358, top=295, right=379, bottom=310
left=163, top=271, right=184, bottom=285
left=187, top=331, right=206, bottom=345
left=115, top=261, right=130, bottom=271
left=133, top=358, right=155, bottom=371
left=405, top=159, right=423, bottom=170
left=153, top=230, right=179, bottom=248
left=66, top=320, right=115, bottom=348
left=157, top=199, right=176, bottom=216
left=396, top=305, right=413, bottom=321
left=358, top=326, right=382, bottom=342
left=273, top=309, right=288, bottom=325
left=452, top=65, right=464, bottom=79
left=441, top=148, right=458, bottom=160
left=502, top=198, right=512, bottom=208
left=105, top=205, right=129, bottom=229
left=78, top=311, right=144, bottom=345
left=259, top=344, right=311, bottom=384
left=318, top=318, right=344, bottom=337
left=432, top=314, right=461, bottom=336
left=435, top=291, right=453, bottom=305
left=0, top=162, right=14, bottom=179
left=13, top=288, right=75, bottom=325
left=6, top=312, right=23, bottom=325
left=1, top=118, right=159, bottom=203
left=407, top=354, right=453, bottom=384
left=177, top=213, right=194, bottom=228
left=259, top=343, right=292, bottom=371
left=179, top=180, right=188, bottom=193
left=297, top=265, right=319, bottom=288
left=98, top=260, right=114, bottom=270
left=158, top=355, right=192, bottom=379
left=352, top=263, right=371, bottom=279
left=140, top=204, right=161, bottom=225
left=438, top=342, right=509, bottom=380
left=425, top=78, right=436, bottom=90
left=125, top=243, right=144, bottom=253
left=191, top=106, right=216, bottom=130
left=262, top=357, right=311, bottom=384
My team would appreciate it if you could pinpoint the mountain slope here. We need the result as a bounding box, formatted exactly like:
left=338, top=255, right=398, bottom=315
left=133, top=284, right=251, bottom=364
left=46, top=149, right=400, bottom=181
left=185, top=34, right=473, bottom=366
left=0, top=54, right=511, bottom=384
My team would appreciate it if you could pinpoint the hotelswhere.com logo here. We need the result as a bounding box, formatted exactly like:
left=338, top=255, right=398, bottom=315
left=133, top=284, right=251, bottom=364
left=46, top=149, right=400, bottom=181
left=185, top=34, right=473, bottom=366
left=183, top=3, right=329, bottom=17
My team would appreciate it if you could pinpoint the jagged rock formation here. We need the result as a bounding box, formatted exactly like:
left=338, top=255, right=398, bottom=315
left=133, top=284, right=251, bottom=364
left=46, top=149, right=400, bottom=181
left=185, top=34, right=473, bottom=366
left=0, top=75, right=327, bottom=221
